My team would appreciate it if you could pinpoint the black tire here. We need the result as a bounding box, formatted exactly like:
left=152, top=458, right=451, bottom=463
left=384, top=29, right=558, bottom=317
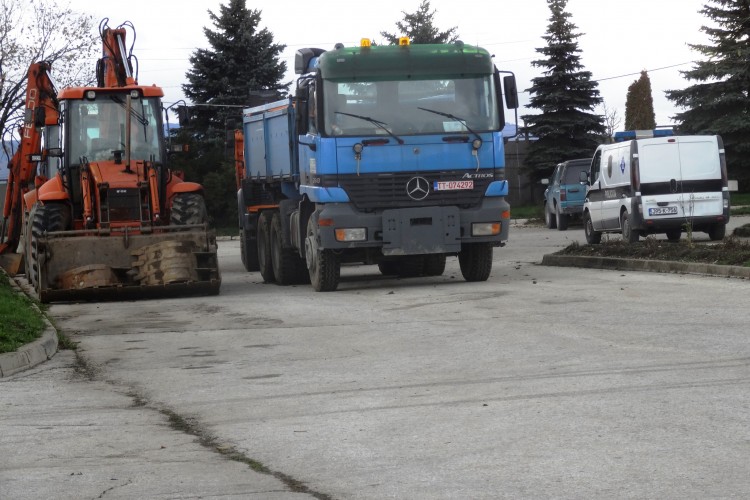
left=708, top=223, right=726, bottom=241
left=544, top=203, right=557, bottom=229
left=423, top=254, right=446, bottom=276
left=171, top=193, right=207, bottom=226
left=257, top=211, right=274, bottom=283
left=665, top=228, right=681, bottom=242
left=621, top=210, right=639, bottom=243
left=240, top=228, right=259, bottom=272
left=270, top=212, right=308, bottom=285
left=28, top=203, right=69, bottom=298
left=396, top=256, right=426, bottom=277
left=305, top=215, right=339, bottom=291
left=458, top=243, right=493, bottom=282
left=583, top=211, right=601, bottom=244
left=378, top=260, right=399, bottom=276
left=556, top=207, right=569, bottom=231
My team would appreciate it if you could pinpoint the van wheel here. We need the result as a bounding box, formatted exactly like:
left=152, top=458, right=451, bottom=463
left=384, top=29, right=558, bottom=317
left=708, top=223, right=726, bottom=241
left=665, top=228, right=681, bottom=242
left=556, top=208, right=569, bottom=231
left=621, top=210, right=639, bottom=243
left=583, top=211, right=601, bottom=244
left=544, top=203, right=557, bottom=229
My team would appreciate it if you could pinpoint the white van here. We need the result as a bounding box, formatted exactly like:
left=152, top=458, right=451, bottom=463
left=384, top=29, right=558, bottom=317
left=582, top=134, right=730, bottom=243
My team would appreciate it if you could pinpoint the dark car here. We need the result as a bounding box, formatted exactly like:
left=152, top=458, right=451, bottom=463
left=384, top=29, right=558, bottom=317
left=542, top=158, right=591, bottom=230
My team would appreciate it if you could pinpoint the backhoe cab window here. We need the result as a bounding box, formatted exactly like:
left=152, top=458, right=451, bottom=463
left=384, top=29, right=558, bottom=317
left=322, top=76, right=499, bottom=137
left=68, top=95, right=162, bottom=163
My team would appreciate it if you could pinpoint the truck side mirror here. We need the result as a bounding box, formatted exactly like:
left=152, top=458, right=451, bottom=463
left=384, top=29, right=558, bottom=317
left=541, top=178, right=549, bottom=186
left=503, top=75, right=519, bottom=109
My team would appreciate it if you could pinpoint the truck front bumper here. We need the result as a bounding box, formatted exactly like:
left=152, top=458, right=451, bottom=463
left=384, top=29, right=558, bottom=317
left=316, top=198, right=510, bottom=255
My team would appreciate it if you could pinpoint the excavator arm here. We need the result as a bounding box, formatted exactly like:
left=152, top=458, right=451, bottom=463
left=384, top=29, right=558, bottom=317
left=96, top=18, right=137, bottom=88
left=0, top=61, right=59, bottom=272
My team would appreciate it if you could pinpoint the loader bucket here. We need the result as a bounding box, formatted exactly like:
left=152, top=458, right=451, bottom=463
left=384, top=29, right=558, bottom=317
left=32, top=225, right=221, bottom=303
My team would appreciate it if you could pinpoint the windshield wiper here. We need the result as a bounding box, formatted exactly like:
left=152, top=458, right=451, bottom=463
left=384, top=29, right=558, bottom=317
left=109, top=95, right=149, bottom=126
left=334, top=111, right=404, bottom=145
left=417, top=106, right=482, bottom=144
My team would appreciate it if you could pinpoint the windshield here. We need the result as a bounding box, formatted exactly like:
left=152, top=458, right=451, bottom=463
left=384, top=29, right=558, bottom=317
left=322, top=76, right=499, bottom=137
left=68, top=94, right=162, bottom=163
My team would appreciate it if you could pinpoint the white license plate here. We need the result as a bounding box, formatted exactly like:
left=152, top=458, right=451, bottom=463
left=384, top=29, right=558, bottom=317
left=649, top=206, right=678, bottom=216
left=433, top=180, right=474, bottom=191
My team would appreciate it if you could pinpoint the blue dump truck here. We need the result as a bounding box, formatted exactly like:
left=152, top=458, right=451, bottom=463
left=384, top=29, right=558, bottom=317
left=235, top=39, right=519, bottom=291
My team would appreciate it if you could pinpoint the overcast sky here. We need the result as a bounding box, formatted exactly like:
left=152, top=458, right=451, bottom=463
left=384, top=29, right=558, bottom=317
left=64, top=0, right=710, bottom=127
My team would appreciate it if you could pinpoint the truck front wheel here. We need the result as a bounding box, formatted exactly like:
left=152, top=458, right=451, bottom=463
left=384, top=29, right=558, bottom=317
left=305, top=216, right=340, bottom=291
left=458, top=243, right=493, bottom=282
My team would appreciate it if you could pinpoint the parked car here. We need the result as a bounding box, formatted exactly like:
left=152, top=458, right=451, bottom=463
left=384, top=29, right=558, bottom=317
left=542, top=158, right=591, bottom=230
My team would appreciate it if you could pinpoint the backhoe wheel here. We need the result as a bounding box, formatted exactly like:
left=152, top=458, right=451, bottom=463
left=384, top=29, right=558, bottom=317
left=305, top=215, right=339, bottom=292
left=240, top=227, right=259, bottom=272
left=423, top=254, right=447, bottom=277
left=458, top=243, right=493, bottom=282
left=171, top=193, right=208, bottom=226
left=28, top=202, right=70, bottom=300
left=583, top=211, right=601, bottom=244
left=257, top=211, right=274, bottom=283
left=270, top=212, right=308, bottom=285
left=621, top=210, right=639, bottom=243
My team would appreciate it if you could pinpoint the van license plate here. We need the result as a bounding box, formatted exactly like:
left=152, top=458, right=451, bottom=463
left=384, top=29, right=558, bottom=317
left=649, top=207, right=678, bottom=216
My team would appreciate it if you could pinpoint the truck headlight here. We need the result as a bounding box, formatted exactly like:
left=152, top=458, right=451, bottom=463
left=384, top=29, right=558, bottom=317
left=472, top=222, right=501, bottom=236
left=335, top=228, right=367, bottom=242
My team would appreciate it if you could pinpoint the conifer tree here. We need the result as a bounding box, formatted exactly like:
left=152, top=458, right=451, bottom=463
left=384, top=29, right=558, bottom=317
left=522, top=0, right=605, bottom=182
left=177, top=0, right=287, bottom=225
left=624, top=71, right=656, bottom=130
left=666, top=0, right=750, bottom=189
left=380, top=0, right=458, bottom=44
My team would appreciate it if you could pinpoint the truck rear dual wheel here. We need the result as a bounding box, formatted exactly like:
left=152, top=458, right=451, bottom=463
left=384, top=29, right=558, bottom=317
left=305, top=216, right=339, bottom=292
left=270, top=213, right=309, bottom=285
left=458, top=243, right=493, bottom=282
left=240, top=228, right=259, bottom=272
left=257, top=212, right=274, bottom=283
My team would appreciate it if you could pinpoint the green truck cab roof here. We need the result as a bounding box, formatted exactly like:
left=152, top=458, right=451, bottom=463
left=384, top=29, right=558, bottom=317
left=318, top=42, right=494, bottom=81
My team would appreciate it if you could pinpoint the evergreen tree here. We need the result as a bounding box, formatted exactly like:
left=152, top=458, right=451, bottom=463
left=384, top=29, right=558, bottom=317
left=666, top=0, right=750, bottom=189
left=521, top=0, right=605, bottom=182
left=178, top=0, right=287, bottom=226
left=624, top=71, right=656, bottom=130
left=380, top=0, right=458, bottom=44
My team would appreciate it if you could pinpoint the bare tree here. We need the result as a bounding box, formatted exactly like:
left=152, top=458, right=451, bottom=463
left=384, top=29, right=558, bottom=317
left=599, top=101, right=621, bottom=143
left=0, top=0, right=97, bottom=152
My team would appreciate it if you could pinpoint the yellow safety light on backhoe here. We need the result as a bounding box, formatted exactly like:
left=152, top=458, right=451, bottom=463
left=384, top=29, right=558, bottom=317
left=399, top=37, right=410, bottom=46
left=360, top=38, right=371, bottom=47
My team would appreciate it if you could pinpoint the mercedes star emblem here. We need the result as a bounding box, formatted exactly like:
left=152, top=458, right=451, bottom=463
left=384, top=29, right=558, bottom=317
left=406, top=176, right=430, bottom=201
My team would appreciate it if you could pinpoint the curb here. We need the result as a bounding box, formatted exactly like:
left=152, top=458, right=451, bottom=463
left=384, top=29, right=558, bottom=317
left=541, top=254, right=750, bottom=279
left=0, top=271, right=58, bottom=378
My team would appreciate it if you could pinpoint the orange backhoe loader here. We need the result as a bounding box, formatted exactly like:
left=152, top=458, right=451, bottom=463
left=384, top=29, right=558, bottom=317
left=1, top=19, right=220, bottom=302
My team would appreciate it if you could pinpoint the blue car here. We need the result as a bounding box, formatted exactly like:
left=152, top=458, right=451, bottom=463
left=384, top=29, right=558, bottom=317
left=542, top=158, right=591, bottom=230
